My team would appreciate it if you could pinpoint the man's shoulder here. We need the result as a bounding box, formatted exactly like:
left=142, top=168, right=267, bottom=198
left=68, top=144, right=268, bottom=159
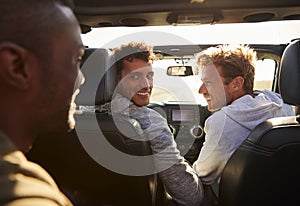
left=0, top=148, right=73, bottom=206
left=205, top=110, right=227, bottom=125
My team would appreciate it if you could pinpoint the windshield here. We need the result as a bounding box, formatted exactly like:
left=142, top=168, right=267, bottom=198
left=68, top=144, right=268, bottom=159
left=151, top=58, right=202, bottom=104
left=150, top=57, right=276, bottom=105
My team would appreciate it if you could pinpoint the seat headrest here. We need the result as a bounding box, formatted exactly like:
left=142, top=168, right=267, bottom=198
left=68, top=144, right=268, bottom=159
left=76, top=48, right=117, bottom=106
left=279, top=39, right=300, bottom=106
left=96, top=56, right=118, bottom=105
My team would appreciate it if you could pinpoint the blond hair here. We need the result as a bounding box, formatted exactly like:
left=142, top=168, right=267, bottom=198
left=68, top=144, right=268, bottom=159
left=196, top=44, right=257, bottom=95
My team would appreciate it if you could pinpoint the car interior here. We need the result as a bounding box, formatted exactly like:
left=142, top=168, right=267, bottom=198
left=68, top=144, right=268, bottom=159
left=26, top=0, right=300, bottom=206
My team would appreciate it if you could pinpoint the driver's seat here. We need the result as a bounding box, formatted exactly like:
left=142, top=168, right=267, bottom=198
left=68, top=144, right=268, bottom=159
left=218, top=39, right=300, bottom=206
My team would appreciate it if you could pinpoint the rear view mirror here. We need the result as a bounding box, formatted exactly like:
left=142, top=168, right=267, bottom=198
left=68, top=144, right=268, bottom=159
left=167, top=66, right=194, bottom=76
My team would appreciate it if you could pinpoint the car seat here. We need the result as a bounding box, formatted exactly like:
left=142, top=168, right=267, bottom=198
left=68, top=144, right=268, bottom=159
left=27, top=48, right=165, bottom=206
left=218, top=39, right=300, bottom=206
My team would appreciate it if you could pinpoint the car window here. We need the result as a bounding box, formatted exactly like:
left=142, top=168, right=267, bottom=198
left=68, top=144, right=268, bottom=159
left=253, top=58, right=276, bottom=90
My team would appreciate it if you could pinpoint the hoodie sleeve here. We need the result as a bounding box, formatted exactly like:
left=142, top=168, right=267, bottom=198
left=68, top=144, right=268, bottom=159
left=193, top=110, right=250, bottom=185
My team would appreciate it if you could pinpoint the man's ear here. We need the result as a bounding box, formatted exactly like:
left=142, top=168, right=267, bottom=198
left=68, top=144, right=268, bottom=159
left=0, top=42, right=31, bottom=90
left=232, top=76, right=244, bottom=90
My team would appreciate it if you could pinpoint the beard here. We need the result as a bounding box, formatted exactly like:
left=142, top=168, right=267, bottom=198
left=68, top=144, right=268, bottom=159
left=68, top=102, right=76, bottom=131
left=67, top=89, right=80, bottom=131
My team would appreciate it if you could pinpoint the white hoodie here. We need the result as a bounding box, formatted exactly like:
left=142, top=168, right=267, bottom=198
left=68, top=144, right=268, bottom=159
left=193, top=90, right=294, bottom=193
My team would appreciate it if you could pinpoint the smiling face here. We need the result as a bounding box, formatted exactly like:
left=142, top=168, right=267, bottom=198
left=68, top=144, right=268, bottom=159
left=118, top=58, right=153, bottom=107
left=199, top=63, right=247, bottom=112
left=198, top=64, right=228, bottom=112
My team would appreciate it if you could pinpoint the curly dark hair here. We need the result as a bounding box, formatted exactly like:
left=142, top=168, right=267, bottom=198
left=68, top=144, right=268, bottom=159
left=111, top=41, right=156, bottom=80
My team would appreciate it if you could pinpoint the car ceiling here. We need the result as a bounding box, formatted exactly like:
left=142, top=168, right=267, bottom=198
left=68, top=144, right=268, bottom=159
left=74, top=0, right=300, bottom=33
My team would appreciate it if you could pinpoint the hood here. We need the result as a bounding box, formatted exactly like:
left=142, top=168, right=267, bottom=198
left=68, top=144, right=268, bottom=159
left=222, top=90, right=294, bottom=130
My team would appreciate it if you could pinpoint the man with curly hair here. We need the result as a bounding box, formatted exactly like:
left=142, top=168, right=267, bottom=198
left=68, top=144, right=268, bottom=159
left=109, top=41, right=204, bottom=206
left=112, top=41, right=156, bottom=107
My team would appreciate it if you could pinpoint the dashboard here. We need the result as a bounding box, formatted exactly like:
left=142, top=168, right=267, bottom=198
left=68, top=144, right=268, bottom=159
left=150, top=102, right=211, bottom=163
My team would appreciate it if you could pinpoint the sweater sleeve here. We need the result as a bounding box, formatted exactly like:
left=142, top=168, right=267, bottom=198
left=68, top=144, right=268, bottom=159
left=130, top=105, right=203, bottom=206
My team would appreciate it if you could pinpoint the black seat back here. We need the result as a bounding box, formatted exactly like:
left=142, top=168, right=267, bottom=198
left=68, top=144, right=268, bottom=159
left=76, top=48, right=117, bottom=106
left=219, top=40, right=300, bottom=206
left=27, top=48, right=163, bottom=206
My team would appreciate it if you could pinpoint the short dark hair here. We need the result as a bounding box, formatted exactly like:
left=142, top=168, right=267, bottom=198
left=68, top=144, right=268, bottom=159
left=111, top=41, right=156, bottom=80
left=0, top=0, right=74, bottom=64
